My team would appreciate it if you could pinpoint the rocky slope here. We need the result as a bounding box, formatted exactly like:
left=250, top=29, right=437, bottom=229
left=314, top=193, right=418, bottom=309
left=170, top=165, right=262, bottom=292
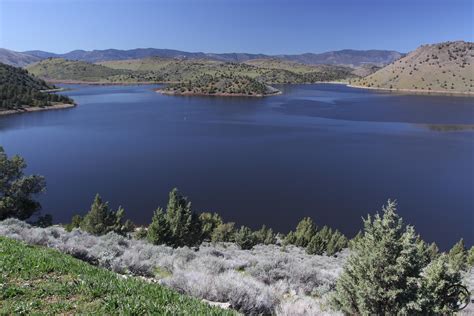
left=351, top=41, right=474, bottom=93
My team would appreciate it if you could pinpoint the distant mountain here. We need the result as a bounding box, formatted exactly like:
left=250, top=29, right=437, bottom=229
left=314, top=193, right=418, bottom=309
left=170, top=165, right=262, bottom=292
left=278, top=49, right=404, bottom=67
left=0, top=49, right=41, bottom=67
left=351, top=41, right=474, bottom=93
left=20, top=48, right=403, bottom=66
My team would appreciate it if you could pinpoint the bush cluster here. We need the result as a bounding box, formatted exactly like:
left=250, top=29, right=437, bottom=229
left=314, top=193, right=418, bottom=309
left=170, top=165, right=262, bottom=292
left=284, top=217, right=348, bottom=256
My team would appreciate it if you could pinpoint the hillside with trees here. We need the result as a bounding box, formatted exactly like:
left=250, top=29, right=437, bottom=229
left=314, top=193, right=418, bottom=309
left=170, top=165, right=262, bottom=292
left=351, top=41, right=474, bottom=94
left=0, top=62, right=73, bottom=110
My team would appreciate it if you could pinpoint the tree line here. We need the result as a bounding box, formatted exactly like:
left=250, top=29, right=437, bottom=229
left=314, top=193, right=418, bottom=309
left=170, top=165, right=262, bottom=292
left=0, top=62, right=73, bottom=110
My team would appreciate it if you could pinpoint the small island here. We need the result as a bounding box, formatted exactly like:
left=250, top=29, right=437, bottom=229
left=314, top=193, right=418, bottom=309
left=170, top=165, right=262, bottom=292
left=157, top=74, right=281, bottom=97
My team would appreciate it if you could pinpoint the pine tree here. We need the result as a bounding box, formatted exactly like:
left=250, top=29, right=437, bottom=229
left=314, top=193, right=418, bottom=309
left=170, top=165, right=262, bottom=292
left=211, top=222, right=235, bottom=242
left=332, top=200, right=425, bottom=314
left=0, top=146, right=46, bottom=220
left=235, top=226, right=257, bottom=250
left=467, top=246, right=474, bottom=267
left=80, top=194, right=115, bottom=235
left=147, top=208, right=171, bottom=245
left=79, top=194, right=130, bottom=236
left=448, top=238, right=467, bottom=271
left=285, top=217, right=317, bottom=247
left=418, top=254, right=463, bottom=314
left=164, top=188, right=202, bottom=247
left=199, top=212, right=223, bottom=241
left=254, top=225, right=276, bottom=245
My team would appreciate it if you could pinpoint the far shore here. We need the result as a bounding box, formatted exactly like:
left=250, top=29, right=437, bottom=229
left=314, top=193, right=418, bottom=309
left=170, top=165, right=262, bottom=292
left=347, top=84, right=474, bottom=96
left=44, top=79, right=168, bottom=85
left=156, top=89, right=282, bottom=98
left=0, top=103, right=76, bottom=117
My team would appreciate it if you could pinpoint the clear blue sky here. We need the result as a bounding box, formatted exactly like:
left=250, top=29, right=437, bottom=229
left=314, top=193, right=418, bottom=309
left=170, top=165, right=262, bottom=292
left=1, top=0, right=472, bottom=54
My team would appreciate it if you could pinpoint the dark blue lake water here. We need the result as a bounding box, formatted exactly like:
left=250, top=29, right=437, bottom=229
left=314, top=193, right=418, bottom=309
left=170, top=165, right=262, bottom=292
left=0, top=84, right=472, bottom=249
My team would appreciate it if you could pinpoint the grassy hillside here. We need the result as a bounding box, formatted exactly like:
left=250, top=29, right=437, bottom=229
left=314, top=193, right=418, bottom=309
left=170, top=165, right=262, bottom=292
left=160, top=74, right=279, bottom=96
left=352, top=41, right=474, bottom=93
left=0, top=236, right=233, bottom=315
left=26, top=58, right=143, bottom=83
left=0, top=63, right=73, bottom=110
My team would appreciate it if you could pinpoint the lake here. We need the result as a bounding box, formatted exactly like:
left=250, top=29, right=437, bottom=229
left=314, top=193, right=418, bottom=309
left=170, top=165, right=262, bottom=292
left=0, top=84, right=473, bottom=249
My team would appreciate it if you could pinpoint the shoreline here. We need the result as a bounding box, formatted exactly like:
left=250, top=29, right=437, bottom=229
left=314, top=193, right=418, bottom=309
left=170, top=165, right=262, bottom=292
left=44, top=79, right=166, bottom=85
left=0, top=103, right=76, bottom=117
left=156, top=89, right=282, bottom=98
left=346, top=84, right=474, bottom=96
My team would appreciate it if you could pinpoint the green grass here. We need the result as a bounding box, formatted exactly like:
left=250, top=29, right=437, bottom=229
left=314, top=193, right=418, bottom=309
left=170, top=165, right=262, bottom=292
left=0, top=236, right=235, bottom=315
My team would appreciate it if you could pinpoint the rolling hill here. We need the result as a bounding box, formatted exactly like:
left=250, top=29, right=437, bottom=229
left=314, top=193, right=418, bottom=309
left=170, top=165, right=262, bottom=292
left=277, top=49, right=404, bottom=67
left=29, top=57, right=357, bottom=85
left=351, top=41, right=474, bottom=94
left=26, top=58, right=141, bottom=83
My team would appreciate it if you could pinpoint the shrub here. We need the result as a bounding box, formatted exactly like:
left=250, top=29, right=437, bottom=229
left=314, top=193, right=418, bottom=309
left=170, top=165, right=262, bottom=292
left=33, top=214, right=53, bottom=228
left=235, top=226, right=257, bottom=250
left=0, top=146, right=46, bottom=220
left=332, top=200, right=465, bottom=314
left=448, top=238, right=467, bottom=271
left=147, top=188, right=202, bottom=248
left=65, top=214, right=83, bottom=232
left=80, top=194, right=132, bottom=236
left=284, top=217, right=316, bottom=248
left=199, top=212, right=223, bottom=241
left=254, top=225, right=276, bottom=245
left=211, top=222, right=236, bottom=242
left=147, top=208, right=171, bottom=245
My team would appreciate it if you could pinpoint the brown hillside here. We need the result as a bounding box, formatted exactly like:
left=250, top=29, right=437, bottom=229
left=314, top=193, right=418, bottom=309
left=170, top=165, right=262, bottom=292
left=351, top=41, right=474, bottom=94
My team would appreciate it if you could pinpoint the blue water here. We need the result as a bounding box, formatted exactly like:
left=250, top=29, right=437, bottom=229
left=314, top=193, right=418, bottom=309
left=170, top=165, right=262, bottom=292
left=0, top=84, right=472, bottom=249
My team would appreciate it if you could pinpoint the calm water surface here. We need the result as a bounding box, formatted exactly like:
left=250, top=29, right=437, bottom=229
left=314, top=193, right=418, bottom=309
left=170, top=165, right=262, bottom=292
left=0, top=84, right=473, bottom=249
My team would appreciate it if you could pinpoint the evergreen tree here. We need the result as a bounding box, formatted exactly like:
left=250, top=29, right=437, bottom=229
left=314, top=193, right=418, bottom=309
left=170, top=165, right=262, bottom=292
left=332, top=200, right=466, bottom=314
left=199, top=212, right=223, bottom=241
left=80, top=194, right=115, bottom=235
left=332, top=200, right=424, bottom=314
left=65, top=214, right=83, bottom=232
left=164, top=188, right=202, bottom=247
left=467, top=246, right=474, bottom=267
left=235, top=226, right=257, bottom=250
left=147, top=208, right=171, bottom=245
left=254, top=225, right=276, bottom=245
left=285, top=217, right=317, bottom=247
left=79, top=194, right=131, bottom=236
left=326, top=230, right=348, bottom=256
left=0, top=146, right=46, bottom=220
left=448, top=238, right=467, bottom=271
left=211, top=222, right=235, bottom=242
left=418, top=254, right=463, bottom=314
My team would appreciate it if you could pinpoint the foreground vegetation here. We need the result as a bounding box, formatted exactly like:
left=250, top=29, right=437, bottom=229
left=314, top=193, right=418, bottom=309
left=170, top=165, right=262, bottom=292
left=0, top=236, right=233, bottom=315
left=1, top=147, right=473, bottom=314
left=0, top=62, right=73, bottom=110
